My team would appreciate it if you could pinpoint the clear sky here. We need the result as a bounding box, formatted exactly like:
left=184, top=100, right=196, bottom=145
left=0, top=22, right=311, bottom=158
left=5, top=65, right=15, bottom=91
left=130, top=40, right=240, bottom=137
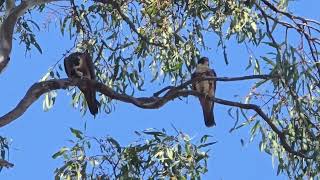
left=0, top=1, right=319, bottom=179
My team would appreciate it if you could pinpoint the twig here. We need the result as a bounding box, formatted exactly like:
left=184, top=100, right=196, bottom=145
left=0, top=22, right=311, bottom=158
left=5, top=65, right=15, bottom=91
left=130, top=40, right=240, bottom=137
left=153, top=74, right=276, bottom=96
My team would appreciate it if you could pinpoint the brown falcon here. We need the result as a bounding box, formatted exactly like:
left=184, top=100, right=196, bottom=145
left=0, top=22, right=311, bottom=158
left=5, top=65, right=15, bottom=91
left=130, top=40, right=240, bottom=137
left=64, top=52, right=99, bottom=116
left=192, top=57, right=217, bottom=127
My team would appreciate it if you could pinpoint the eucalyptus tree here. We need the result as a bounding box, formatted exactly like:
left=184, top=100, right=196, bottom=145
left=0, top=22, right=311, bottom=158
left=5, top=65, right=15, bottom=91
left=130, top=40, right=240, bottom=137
left=0, top=0, right=319, bottom=179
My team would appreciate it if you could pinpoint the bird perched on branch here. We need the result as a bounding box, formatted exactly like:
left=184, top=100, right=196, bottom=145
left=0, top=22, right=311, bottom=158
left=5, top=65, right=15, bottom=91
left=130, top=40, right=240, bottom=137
left=64, top=52, right=99, bottom=116
left=192, top=57, right=217, bottom=127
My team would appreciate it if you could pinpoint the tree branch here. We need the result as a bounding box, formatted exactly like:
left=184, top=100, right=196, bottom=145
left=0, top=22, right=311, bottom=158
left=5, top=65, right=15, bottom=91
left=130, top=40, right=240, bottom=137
left=0, top=159, right=14, bottom=168
left=0, top=0, right=63, bottom=73
left=0, top=74, right=275, bottom=127
left=260, top=0, right=320, bottom=26
left=153, top=74, right=275, bottom=97
left=0, top=75, right=310, bottom=159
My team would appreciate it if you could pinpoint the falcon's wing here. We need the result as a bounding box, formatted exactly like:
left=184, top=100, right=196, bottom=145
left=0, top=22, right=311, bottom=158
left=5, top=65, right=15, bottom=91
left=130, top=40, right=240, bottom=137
left=191, top=72, right=200, bottom=90
left=210, top=69, right=217, bottom=94
left=81, top=52, right=98, bottom=115
left=211, top=69, right=217, bottom=76
left=64, top=56, right=73, bottom=78
left=83, top=52, right=96, bottom=80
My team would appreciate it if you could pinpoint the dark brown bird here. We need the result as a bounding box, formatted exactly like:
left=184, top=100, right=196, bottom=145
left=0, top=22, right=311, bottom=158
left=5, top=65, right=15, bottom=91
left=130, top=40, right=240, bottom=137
left=64, top=52, right=99, bottom=116
left=192, top=57, right=217, bottom=127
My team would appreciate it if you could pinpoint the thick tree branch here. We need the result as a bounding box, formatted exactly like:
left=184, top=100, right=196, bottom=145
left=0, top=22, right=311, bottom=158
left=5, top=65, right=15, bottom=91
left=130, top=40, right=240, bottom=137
left=0, top=75, right=310, bottom=159
left=0, top=0, right=62, bottom=73
left=0, top=75, right=274, bottom=127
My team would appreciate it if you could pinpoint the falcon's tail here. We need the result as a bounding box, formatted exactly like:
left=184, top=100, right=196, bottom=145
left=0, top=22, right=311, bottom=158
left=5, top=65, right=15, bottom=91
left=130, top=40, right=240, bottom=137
left=81, top=87, right=99, bottom=116
left=86, top=95, right=99, bottom=116
left=200, top=98, right=216, bottom=127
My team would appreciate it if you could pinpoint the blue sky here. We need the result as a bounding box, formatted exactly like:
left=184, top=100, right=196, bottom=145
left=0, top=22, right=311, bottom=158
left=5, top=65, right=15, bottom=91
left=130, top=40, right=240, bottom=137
left=0, top=0, right=319, bottom=179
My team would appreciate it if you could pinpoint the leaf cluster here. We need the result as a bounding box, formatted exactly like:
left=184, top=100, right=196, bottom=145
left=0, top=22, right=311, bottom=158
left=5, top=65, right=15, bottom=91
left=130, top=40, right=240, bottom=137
left=53, top=128, right=214, bottom=179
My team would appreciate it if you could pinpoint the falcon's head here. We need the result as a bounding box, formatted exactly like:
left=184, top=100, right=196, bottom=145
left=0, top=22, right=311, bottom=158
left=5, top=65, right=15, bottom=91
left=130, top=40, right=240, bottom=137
left=198, top=57, right=209, bottom=65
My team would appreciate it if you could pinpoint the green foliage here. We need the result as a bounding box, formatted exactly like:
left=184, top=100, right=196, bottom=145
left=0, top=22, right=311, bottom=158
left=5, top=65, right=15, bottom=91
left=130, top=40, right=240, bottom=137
left=16, top=17, right=42, bottom=54
left=53, top=128, right=214, bottom=179
left=257, top=44, right=320, bottom=179
left=40, top=70, right=57, bottom=112
left=2, top=0, right=320, bottom=179
left=0, top=136, right=9, bottom=171
left=37, top=0, right=265, bottom=114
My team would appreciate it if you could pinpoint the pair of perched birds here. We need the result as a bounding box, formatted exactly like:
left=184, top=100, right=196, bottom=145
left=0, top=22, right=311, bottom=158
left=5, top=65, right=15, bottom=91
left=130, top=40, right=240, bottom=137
left=64, top=53, right=216, bottom=127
